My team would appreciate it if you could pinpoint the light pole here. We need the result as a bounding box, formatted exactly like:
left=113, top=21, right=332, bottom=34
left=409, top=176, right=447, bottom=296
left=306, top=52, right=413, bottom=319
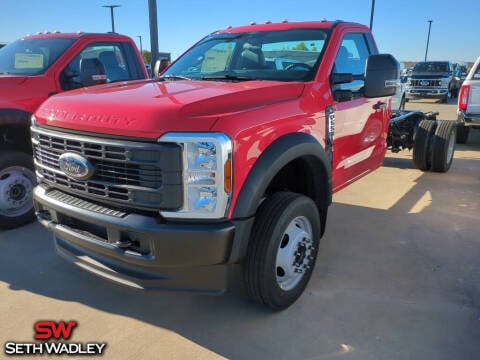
left=369, top=0, right=375, bottom=30
left=137, top=35, right=143, bottom=54
left=148, top=0, right=159, bottom=72
left=424, top=20, right=433, bottom=61
left=102, top=5, right=120, bottom=33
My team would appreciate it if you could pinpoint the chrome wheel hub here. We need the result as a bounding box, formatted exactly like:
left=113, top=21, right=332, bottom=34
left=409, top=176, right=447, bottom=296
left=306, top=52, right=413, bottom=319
left=0, top=166, right=35, bottom=217
left=275, top=216, right=314, bottom=291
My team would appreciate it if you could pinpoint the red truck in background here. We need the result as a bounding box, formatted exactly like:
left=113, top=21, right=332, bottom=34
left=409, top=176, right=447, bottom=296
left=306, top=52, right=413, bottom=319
left=31, top=20, right=452, bottom=310
left=0, top=32, right=148, bottom=228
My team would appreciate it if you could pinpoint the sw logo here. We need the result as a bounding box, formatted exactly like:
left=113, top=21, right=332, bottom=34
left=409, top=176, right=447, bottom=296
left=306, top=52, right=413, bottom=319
left=4, top=320, right=107, bottom=356
left=34, top=320, right=77, bottom=340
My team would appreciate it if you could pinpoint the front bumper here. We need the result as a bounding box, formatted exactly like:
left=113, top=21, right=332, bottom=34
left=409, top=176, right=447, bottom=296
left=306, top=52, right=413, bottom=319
left=406, top=88, right=448, bottom=100
left=33, top=185, right=253, bottom=293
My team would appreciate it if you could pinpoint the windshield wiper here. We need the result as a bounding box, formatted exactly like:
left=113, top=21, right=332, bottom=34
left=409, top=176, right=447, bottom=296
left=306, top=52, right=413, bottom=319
left=158, top=74, right=192, bottom=81
left=201, top=73, right=256, bottom=81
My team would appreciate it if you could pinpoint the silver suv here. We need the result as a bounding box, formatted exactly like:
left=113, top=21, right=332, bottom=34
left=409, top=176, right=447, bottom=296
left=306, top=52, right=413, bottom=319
left=456, top=56, right=480, bottom=143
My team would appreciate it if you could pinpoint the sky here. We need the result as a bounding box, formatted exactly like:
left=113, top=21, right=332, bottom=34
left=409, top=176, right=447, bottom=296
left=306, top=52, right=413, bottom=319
left=0, top=0, right=477, bottom=64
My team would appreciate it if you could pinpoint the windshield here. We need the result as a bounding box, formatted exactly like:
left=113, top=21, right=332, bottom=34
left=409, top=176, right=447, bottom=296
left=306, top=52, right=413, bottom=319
left=0, top=38, right=75, bottom=75
left=413, top=62, right=450, bottom=73
left=163, top=29, right=329, bottom=82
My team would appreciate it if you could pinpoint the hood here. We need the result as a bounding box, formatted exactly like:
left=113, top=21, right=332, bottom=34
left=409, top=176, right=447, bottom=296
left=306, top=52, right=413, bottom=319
left=0, top=75, right=29, bottom=87
left=35, top=79, right=305, bottom=138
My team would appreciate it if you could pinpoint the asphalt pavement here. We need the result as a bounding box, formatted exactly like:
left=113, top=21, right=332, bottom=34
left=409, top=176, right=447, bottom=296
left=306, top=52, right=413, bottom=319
left=1, top=99, right=479, bottom=360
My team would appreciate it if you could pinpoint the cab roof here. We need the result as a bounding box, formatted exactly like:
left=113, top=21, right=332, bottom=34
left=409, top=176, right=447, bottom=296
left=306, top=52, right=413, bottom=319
left=214, top=20, right=367, bottom=34
left=20, top=32, right=130, bottom=40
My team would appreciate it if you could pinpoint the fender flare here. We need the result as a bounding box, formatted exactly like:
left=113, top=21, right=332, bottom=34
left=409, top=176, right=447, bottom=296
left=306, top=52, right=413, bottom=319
left=232, top=132, right=332, bottom=219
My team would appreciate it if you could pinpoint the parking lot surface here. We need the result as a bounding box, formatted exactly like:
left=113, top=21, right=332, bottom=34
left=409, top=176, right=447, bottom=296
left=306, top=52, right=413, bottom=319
left=1, top=99, right=479, bottom=360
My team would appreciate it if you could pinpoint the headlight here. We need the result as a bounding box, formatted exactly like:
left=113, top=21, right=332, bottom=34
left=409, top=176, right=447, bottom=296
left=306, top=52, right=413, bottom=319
left=158, top=132, right=232, bottom=219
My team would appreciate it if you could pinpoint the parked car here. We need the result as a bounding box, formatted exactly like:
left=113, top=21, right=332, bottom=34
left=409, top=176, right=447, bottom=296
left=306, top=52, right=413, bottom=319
left=456, top=56, right=480, bottom=143
left=405, top=61, right=454, bottom=103
left=31, top=20, right=455, bottom=310
left=0, top=32, right=148, bottom=228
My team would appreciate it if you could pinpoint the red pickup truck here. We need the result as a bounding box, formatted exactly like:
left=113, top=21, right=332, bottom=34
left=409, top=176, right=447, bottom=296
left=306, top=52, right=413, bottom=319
left=32, top=21, right=400, bottom=310
left=0, top=32, right=147, bottom=228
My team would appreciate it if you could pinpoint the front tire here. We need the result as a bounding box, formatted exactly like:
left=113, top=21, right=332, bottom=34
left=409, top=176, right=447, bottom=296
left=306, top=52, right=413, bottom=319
left=245, top=192, right=321, bottom=311
left=0, top=151, right=36, bottom=229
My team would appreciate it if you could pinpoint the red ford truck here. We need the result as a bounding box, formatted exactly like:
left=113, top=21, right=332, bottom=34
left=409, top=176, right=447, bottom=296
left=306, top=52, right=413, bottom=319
left=0, top=32, right=148, bottom=228
left=32, top=21, right=414, bottom=309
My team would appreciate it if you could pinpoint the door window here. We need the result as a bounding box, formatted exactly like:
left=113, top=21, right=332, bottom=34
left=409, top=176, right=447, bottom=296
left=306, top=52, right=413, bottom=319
left=60, top=43, right=133, bottom=90
left=332, top=33, right=370, bottom=92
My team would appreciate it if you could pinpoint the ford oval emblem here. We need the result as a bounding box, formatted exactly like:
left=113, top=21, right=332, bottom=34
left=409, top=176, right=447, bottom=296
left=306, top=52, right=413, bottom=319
left=58, top=153, right=95, bottom=181
left=420, top=80, right=430, bottom=86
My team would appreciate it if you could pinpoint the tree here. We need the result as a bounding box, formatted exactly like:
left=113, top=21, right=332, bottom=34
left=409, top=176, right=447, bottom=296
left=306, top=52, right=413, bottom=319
left=141, top=50, right=151, bottom=64
left=293, top=42, right=308, bottom=51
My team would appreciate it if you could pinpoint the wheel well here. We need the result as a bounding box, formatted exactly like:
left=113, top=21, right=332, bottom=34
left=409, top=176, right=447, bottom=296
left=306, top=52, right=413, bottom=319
left=265, top=155, right=330, bottom=234
left=0, top=124, right=32, bottom=153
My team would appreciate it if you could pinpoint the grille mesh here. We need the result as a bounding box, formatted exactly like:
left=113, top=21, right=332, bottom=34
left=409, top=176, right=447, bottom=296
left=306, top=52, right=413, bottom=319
left=31, top=126, right=182, bottom=210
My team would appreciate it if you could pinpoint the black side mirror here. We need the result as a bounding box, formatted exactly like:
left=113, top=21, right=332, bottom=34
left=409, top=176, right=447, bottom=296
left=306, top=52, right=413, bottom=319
left=364, top=54, right=399, bottom=98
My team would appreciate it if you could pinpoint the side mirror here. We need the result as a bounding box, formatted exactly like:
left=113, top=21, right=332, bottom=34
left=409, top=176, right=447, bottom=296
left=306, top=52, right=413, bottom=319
left=331, top=73, right=353, bottom=84
left=153, top=59, right=169, bottom=78
left=364, top=54, right=399, bottom=98
left=153, top=59, right=161, bottom=78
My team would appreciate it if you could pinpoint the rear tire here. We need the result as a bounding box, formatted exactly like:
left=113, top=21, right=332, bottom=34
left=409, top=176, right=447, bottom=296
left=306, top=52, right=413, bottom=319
left=413, top=119, right=435, bottom=171
left=431, top=121, right=456, bottom=172
left=0, top=151, right=36, bottom=229
left=244, top=192, right=321, bottom=311
left=456, top=123, right=470, bottom=144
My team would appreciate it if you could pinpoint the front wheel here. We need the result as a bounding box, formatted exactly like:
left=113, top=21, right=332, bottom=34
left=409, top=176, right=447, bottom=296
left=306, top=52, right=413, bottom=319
left=0, top=151, right=36, bottom=229
left=244, top=192, right=321, bottom=311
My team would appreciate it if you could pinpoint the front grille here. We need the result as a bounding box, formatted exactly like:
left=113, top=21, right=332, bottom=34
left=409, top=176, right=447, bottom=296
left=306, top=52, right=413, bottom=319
left=31, top=126, right=183, bottom=211
left=410, top=79, right=442, bottom=87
